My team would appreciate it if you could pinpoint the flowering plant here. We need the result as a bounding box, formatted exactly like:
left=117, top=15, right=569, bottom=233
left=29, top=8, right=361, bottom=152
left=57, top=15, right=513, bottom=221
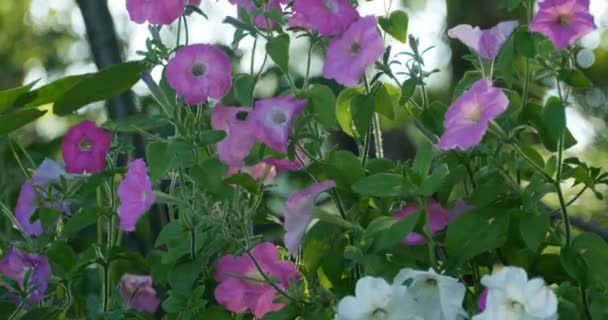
left=1, top=0, right=608, bottom=318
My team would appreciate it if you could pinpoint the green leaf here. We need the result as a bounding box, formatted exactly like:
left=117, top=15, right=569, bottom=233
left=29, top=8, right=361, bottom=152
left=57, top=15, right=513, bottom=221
left=224, top=173, right=259, bottom=194
left=33, top=207, right=61, bottom=230
left=200, top=306, right=232, bottom=320
left=543, top=97, right=566, bottom=139
left=21, top=307, right=61, bottom=320
left=514, top=29, right=536, bottom=58
left=168, top=261, right=201, bottom=295
left=452, top=71, right=481, bottom=100
left=325, top=150, right=365, bottom=190
left=374, top=83, right=397, bottom=120
left=501, top=0, right=524, bottom=11
left=400, top=78, right=417, bottom=105
left=570, top=232, right=608, bottom=289
left=412, top=141, right=433, bottom=176
left=14, top=75, right=89, bottom=109
left=367, top=212, right=421, bottom=252
left=312, top=208, right=358, bottom=230
left=198, top=129, right=227, bottom=145
left=302, top=222, right=348, bottom=287
left=446, top=207, right=510, bottom=262
left=419, top=164, right=449, bottom=196
left=351, top=93, right=375, bottom=137
left=145, top=140, right=193, bottom=181
left=63, top=208, right=100, bottom=239
left=46, top=241, right=78, bottom=277
left=190, top=157, right=232, bottom=198
left=0, top=81, right=37, bottom=112
left=559, top=69, right=593, bottom=88
left=378, top=10, right=409, bottom=43
left=520, top=103, right=577, bottom=152
left=336, top=86, right=364, bottom=137
left=519, top=210, right=549, bottom=251
left=234, top=73, right=255, bottom=106
left=155, top=221, right=186, bottom=248
left=304, top=84, right=337, bottom=129
left=266, top=34, right=290, bottom=73
left=262, top=305, right=299, bottom=320
left=0, top=109, right=47, bottom=135
left=352, top=173, right=408, bottom=197
left=53, top=62, right=146, bottom=115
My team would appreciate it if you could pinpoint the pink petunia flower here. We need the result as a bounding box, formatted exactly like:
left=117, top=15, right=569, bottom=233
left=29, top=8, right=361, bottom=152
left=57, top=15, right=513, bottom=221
left=395, top=199, right=470, bottom=245
left=166, top=44, right=232, bottom=105
left=61, top=120, right=112, bottom=174
left=119, top=273, right=161, bottom=314
left=229, top=0, right=285, bottom=29
left=530, top=0, right=596, bottom=50
left=263, top=147, right=308, bottom=172
left=438, top=79, right=509, bottom=151
left=448, top=21, right=519, bottom=60
left=212, top=104, right=257, bottom=167
left=214, top=242, right=299, bottom=318
left=0, top=247, right=51, bottom=304
left=15, top=159, right=68, bottom=236
left=322, top=16, right=384, bottom=87
left=290, top=0, right=359, bottom=36
left=284, top=180, right=335, bottom=256
left=126, top=0, right=186, bottom=25
left=249, top=95, right=307, bottom=153
left=117, top=159, right=155, bottom=232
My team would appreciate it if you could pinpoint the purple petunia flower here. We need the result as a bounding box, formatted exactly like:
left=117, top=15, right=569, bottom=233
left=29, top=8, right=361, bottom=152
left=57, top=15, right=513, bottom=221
left=290, top=0, right=359, bottom=36
left=126, top=0, right=186, bottom=25
left=283, top=180, right=336, bottom=256
left=249, top=95, right=307, bottom=153
left=214, top=242, right=299, bottom=318
left=478, top=288, right=488, bottom=312
left=212, top=104, right=257, bottom=168
left=0, top=247, right=51, bottom=304
left=119, top=273, right=161, bottom=313
left=229, top=0, right=285, bottom=29
left=530, top=0, right=596, bottom=50
left=15, top=159, right=68, bottom=236
left=438, top=79, right=509, bottom=151
left=117, top=159, right=155, bottom=232
left=166, top=44, right=232, bottom=105
left=322, top=16, right=384, bottom=87
left=448, top=21, right=519, bottom=60
left=61, top=120, right=113, bottom=174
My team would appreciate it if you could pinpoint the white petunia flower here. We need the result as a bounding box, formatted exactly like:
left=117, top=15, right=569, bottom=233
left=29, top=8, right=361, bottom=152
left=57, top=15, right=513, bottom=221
left=393, top=268, right=468, bottom=320
left=335, top=276, right=418, bottom=320
left=472, top=266, right=558, bottom=320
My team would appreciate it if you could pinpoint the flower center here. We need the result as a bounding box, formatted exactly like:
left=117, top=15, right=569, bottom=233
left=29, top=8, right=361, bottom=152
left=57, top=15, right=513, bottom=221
left=350, top=42, right=361, bottom=55
left=465, top=103, right=482, bottom=123
left=425, top=278, right=437, bottom=286
left=191, top=63, right=207, bottom=76
left=322, top=0, right=339, bottom=13
left=271, top=110, right=287, bottom=125
left=79, top=139, right=93, bottom=152
left=557, top=13, right=570, bottom=26
left=372, top=308, right=389, bottom=319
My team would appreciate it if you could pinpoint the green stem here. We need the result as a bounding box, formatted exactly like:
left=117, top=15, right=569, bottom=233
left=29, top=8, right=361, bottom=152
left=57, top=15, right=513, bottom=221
left=8, top=302, right=23, bottom=320
left=372, top=113, right=384, bottom=158
left=190, top=227, right=197, bottom=260
left=555, top=135, right=571, bottom=246
left=302, top=39, right=315, bottom=89
left=102, top=262, right=111, bottom=312
left=580, top=284, right=592, bottom=320
left=421, top=200, right=437, bottom=268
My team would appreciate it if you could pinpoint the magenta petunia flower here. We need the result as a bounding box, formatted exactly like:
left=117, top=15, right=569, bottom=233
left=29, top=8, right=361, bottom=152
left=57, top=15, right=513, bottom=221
left=530, top=0, right=596, bottom=50
left=214, top=242, right=299, bottom=318
left=448, top=21, right=519, bottom=60
left=438, top=79, right=509, bottom=151
left=61, top=120, right=113, bottom=174
left=229, top=0, right=285, bottom=28
left=249, top=95, right=307, bottom=153
left=188, top=0, right=201, bottom=5
left=166, top=44, right=232, bottom=105
left=15, top=159, right=68, bottom=236
left=395, top=199, right=470, bottom=245
left=478, top=288, right=488, bottom=312
left=290, top=0, right=359, bottom=36
left=212, top=104, right=257, bottom=167
left=0, top=247, right=51, bottom=304
left=322, top=16, right=384, bottom=87
left=263, top=147, right=307, bottom=172
left=284, top=180, right=335, bottom=256
left=119, top=273, right=161, bottom=313
left=117, top=159, right=155, bottom=232
left=126, top=0, right=186, bottom=25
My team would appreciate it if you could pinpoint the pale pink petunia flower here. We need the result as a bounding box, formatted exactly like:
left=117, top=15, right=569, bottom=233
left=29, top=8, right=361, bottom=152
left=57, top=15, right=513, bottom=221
left=448, top=21, right=519, bottom=60
left=166, top=44, right=232, bottom=105
left=0, top=247, right=51, bottom=304
left=395, top=199, right=470, bottom=245
left=322, top=16, right=384, bottom=87
left=249, top=95, right=308, bottom=153
left=284, top=180, right=335, bottom=256
left=62, top=120, right=113, bottom=174
left=118, top=159, right=155, bottom=232
left=212, top=104, right=257, bottom=168
left=119, top=273, right=161, bottom=314
left=126, top=0, right=186, bottom=25
left=530, top=0, right=596, bottom=50
left=214, top=242, right=298, bottom=318
left=15, top=159, right=68, bottom=236
left=290, top=0, right=359, bottom=36
left=438, top=79, right=509, bottom=151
